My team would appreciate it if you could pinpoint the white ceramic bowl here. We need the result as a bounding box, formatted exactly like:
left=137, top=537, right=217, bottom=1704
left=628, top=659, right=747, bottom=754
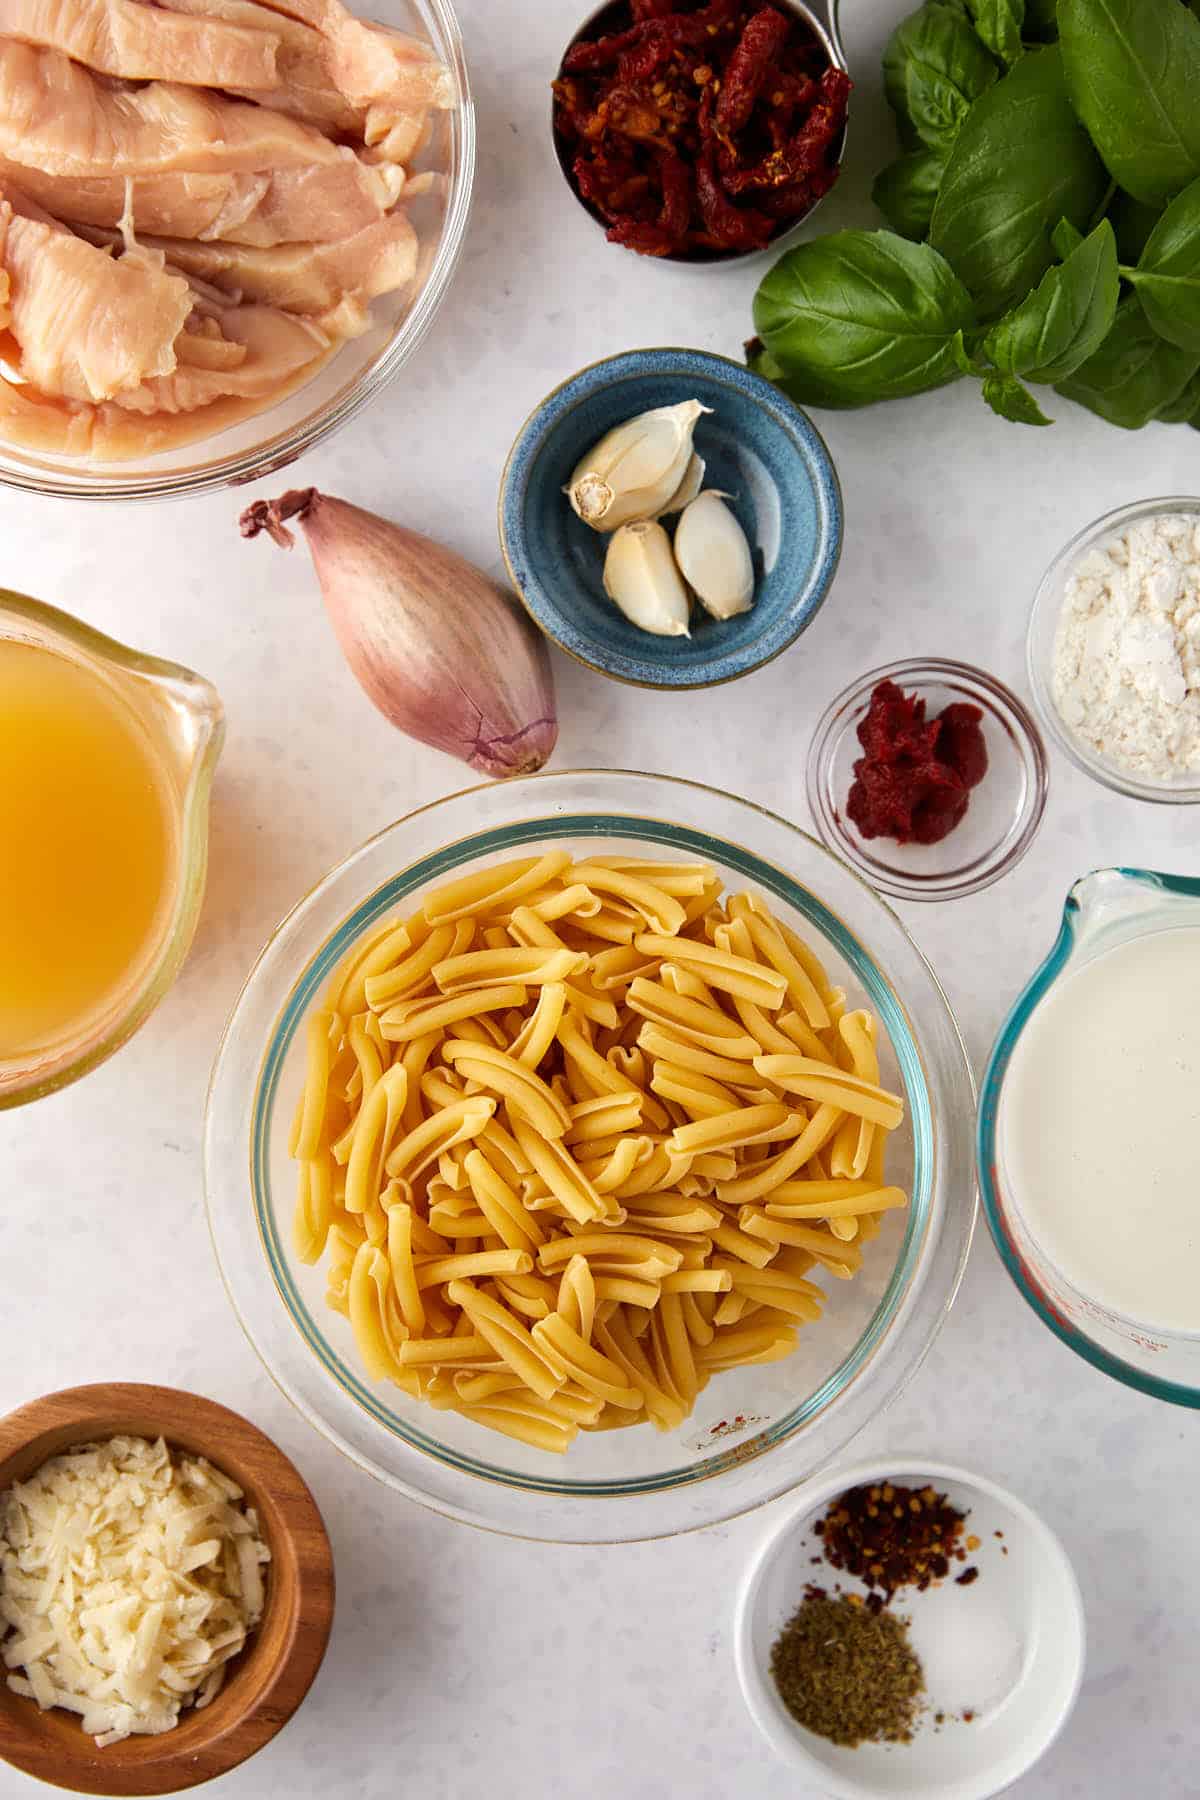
left=734, top=1458, right=1085, bottom=1800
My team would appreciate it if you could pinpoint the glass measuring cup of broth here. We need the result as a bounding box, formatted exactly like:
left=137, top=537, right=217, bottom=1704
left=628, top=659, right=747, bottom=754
left=979, top=867, right=1200, bottom=1406
left=0, top=592, right=223, bottom=1107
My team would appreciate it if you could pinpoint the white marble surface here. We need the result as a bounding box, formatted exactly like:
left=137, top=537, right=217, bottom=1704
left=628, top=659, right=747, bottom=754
left=2, top=1, right=1199, bottom=1795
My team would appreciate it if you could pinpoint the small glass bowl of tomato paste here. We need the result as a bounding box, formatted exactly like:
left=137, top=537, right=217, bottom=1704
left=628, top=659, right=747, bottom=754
left=807, top=659, right=1049, bottom=902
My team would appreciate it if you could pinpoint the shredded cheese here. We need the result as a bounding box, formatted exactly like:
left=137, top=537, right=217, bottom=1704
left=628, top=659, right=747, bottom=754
left=0, top=1435, right=270, bottom=1747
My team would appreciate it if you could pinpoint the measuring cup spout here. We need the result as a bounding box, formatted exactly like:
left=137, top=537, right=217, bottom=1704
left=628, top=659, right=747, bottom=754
left=1063, top=866, right=1200, bottom=957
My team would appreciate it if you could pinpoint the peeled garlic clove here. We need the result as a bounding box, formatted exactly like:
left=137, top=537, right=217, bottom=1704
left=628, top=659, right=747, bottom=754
left=658, top=452, right=705, bottom=518
left=567, top=400, right=710, bottom=532
left=673, top=491, right=755, bottom=620
left=603, top=520, right=691, bottom=637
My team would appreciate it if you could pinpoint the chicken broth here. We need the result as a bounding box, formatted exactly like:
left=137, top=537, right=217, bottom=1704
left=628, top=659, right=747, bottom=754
left=0, top=638, right=176, bottom=1058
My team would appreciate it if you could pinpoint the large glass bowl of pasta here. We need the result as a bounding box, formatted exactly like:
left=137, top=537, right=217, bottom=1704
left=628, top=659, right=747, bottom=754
left=0, top=0, right=473, bottom=501
left=205, top=770, right=976, bottom=1542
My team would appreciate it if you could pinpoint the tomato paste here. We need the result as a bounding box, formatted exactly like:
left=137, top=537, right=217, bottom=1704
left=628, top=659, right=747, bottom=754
left=846, top=680, right=988, bottom=846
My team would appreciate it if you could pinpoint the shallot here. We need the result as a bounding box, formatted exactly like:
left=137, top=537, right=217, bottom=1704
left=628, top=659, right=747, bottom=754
left=239, top=488, right=557, bottom=779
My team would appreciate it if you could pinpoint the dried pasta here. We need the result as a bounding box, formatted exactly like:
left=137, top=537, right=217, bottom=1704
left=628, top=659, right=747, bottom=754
left=291, top=854, right=908, bottom=1452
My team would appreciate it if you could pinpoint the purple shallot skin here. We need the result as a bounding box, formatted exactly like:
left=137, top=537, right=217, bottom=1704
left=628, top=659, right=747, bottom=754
left=240, top=488, right=557, bottom=779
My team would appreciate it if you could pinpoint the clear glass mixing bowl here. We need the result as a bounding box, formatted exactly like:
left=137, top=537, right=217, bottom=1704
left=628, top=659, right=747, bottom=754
left=204, top=771, right=976, bottom=1541
left=0, top=0, right=474, bottom=502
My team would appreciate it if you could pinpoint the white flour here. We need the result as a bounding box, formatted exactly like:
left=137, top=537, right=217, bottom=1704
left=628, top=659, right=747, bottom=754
left=1051, top=511, right=1200, bottom=780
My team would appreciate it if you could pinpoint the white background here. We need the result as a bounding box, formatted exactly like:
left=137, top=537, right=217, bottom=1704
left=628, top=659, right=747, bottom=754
left=3, top=0, right=1199, bottom=1795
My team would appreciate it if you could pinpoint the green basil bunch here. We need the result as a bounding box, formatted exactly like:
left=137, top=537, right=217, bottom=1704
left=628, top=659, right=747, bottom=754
left=750, top=0, right=1200, bottom=430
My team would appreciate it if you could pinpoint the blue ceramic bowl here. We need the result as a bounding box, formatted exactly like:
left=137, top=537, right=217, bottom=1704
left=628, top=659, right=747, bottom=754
left=498, top=349, right=843, bottom=690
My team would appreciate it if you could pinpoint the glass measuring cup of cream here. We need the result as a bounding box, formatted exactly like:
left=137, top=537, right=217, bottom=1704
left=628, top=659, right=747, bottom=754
left=979, top=867, right=1200, bottom=1407
left=0, top=591, right=223, bottom=1107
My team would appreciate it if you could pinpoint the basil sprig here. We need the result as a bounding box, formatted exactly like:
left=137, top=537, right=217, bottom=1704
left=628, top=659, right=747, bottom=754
left=749, top=0, right=1200, bottom=433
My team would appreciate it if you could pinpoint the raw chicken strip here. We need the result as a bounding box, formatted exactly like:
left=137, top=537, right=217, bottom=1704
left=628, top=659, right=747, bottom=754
left=239, top=0, right=454, bottom=111
left=0, top=157, right=403, bottom=245
left=154, top=0, right=362, bottom=133
left=81, top=210, right=418, bottom=330
left=0, top=190, right=191, bottom=401
left=0, top=211, right=10, bottom=331
left=0, top=41, right=352, bottom=178
left=107, top=302, right=324, bottom=412
left=0, top=0, right=279, bottom=88
left=0, top=341, right=326, bottom=456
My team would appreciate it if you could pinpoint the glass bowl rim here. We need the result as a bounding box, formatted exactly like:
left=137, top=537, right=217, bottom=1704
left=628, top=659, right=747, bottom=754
left=0, top=0, right=476, bottom=503
left=1026, top=495, right=1200, bottom=806
left=205, top=768, right=977, bottom=1539
left=977, top=863, right=1200, bottom=1408
left=806, top=656, right=1049, bottom=902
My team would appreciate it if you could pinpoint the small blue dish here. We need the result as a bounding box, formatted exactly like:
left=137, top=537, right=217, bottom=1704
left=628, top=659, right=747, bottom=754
left=498, top=348, right=843, bottom=690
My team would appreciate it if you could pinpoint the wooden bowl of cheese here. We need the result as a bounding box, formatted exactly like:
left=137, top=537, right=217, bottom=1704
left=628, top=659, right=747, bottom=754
left=0, top=1384, right=334, bottom=1796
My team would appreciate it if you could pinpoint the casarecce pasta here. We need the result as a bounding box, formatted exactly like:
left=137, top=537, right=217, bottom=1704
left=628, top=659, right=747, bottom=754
left=290, top=853, right=908, bottom=1453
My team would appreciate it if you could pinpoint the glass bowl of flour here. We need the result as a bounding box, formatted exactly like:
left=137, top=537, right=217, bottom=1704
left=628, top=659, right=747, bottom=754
left=1028, top=497, right=1200, bottom=803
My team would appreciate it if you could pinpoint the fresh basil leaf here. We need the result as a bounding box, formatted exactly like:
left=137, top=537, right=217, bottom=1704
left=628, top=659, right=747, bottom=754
left=1056, top=295, right=1200, bottom=427
left=1052, top=217, right=1085, bottom=258
left=1023, top=0, right=1059, bottom=40
left=1058, top=0, right=1200, bottom=207
left=752, top=231, right=976, bottom=407
left=982, top=220, right=1118, bottom=379
left=966, top=0, right=1025, bottom=63
left=882, top=3, right=1000, bottom=154
left=872, top=149, right=946, bottom=240
left=1125, top=176, right=1200, bottom=352
left=951, top=328, right=987, bottom=374
left=1108, top=190, right=1164, bottom=264
left=1154, top=366, right=1200, bottom=423
left=746, top=343, right=855, bottom=410
left=929, top=47, right=1108, bottom=319
left=981, top=373, right=1054, bottom=422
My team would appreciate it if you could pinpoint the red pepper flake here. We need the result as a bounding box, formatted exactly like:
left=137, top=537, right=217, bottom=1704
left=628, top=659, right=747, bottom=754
left=552, top=0, right=850, bottom=258
left=956, top=1566, right=980, bottom=1586
left=814, top=1480, right=972, bottom=1605
left=845, top=679, right=989, bottom=848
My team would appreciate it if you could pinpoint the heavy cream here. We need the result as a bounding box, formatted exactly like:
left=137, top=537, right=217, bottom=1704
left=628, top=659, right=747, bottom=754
left=998, top=926, right=1200, bottom=1334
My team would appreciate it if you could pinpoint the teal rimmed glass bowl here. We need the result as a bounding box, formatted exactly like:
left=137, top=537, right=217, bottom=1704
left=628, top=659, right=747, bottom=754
left=204, top=771, right=975, bottom=1542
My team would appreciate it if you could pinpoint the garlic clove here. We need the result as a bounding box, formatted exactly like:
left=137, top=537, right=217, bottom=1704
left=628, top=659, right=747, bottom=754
left=673, top=490, right=756, bottom=620
left=567, top=400, right=710, bottom=532
left=603, top=520, right=692, bottom=637
left=658, top=452, right=705, bottom=518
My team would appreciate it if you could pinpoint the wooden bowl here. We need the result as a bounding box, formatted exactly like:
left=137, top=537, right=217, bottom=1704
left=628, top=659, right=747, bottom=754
left=0, top=1384, right=335, bottom=1796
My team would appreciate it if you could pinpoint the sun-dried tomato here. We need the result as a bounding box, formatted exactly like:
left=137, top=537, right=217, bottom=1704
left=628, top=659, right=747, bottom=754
left=561, top=23, right=646, bottom=73
left=722, top=66, right=850, bottom=192
left=553, top=0, right=850, bottom=259
left=609, top=147, right=693, bottom=254
left=696, top=145, right=772, bottom=249
left=762, top=71, right=816, bottom=145
left=616, top=20, right=677, bottom=81
left=716, top=7, right=791, bottom=135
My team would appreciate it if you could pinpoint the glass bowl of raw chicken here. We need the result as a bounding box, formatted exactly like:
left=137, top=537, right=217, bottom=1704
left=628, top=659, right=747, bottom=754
left=0, top=0, right=473, bottom=499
